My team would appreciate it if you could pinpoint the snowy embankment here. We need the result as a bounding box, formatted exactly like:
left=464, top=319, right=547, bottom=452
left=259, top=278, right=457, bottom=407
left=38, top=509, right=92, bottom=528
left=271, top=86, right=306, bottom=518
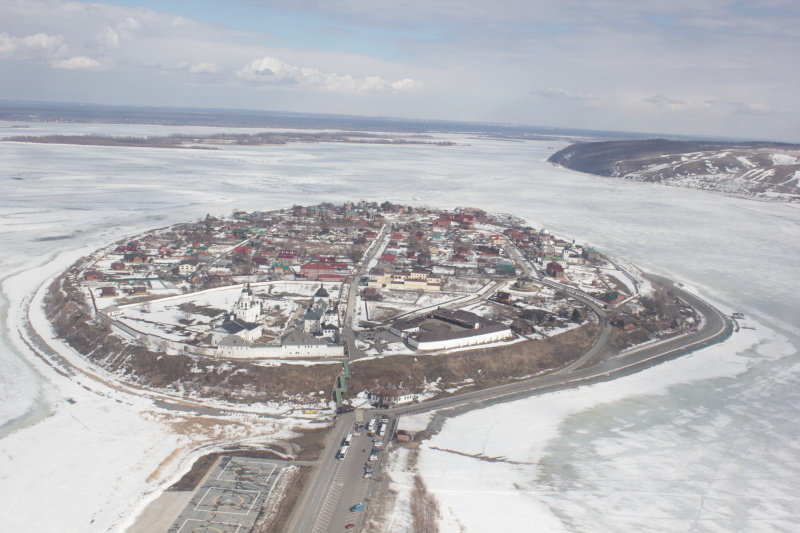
left=1, top=248, right=313, bottom=532
left=3, top=125, right=799, bottom=533
left=383, top=314, right=799, bottom=532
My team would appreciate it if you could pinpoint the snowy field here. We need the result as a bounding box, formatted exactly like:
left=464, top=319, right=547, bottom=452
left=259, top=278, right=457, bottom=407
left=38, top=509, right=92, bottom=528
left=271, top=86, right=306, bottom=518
left=1, top=123, right=799, bottom=532
left=111, top=285, right=301, bottom=343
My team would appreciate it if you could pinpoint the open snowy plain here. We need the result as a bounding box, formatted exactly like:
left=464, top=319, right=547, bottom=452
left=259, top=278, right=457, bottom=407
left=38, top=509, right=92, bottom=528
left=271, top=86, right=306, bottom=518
left=1, top=123, right=798, bottom=532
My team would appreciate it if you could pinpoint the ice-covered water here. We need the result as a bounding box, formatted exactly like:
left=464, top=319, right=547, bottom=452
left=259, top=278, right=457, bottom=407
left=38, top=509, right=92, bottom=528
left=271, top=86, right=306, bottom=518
left=1, top=124, right=799, bottom=531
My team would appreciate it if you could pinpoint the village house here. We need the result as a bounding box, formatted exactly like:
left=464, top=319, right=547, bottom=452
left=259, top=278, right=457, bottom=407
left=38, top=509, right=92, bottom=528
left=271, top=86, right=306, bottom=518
left=123, top=253, right=148, bottom=264
left=84, top=270, right=105, bottom=281
left=99, top=286, right=117, bottom=297
left=368, top=268, right=443, bottom=291
left=546, top=261, right=566, bottom=278
left=178, top=259, right=199, bottom=274
left=368, top=388, right=419, bottom=407
left=599, top=291, right=626, bottom=306
left=301, top=263, right=334, bottom=280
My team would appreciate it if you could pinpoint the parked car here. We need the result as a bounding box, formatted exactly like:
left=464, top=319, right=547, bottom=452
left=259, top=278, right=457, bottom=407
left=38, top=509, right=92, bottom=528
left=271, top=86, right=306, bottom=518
left=350, top=503, right=364, bottom=512
left=363, top=471, right=372, bottom=478
left=345, top=524, right=356, bottom=530
left=369, top=453, right=378, bottom=461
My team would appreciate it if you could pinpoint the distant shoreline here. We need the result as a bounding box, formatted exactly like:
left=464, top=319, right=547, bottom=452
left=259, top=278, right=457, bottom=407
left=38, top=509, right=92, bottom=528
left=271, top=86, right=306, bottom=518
left=1, top=132, right=457, bottom=148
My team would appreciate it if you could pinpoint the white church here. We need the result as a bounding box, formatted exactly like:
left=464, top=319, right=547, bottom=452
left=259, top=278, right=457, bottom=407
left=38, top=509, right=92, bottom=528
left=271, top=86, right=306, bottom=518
left=209, top=284, right=264, bottom=345
left=205, top=283, right=345, bottom=358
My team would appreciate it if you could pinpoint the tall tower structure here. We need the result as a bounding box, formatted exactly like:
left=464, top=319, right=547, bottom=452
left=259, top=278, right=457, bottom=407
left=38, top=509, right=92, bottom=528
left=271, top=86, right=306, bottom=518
left=232, top=283, right=262, bottom=323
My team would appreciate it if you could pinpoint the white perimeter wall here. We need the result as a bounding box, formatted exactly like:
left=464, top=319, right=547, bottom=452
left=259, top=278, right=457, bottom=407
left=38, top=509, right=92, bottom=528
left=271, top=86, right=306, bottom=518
left=409, top=328, right=513, bottom=351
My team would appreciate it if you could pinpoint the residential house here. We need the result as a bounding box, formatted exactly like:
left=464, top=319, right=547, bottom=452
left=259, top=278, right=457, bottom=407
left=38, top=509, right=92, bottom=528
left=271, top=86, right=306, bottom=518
left=546, top=261, right=565, bottom=278
left=301, top=263, right=334, bottom=280
left=368, top=388, right=418, bottom=407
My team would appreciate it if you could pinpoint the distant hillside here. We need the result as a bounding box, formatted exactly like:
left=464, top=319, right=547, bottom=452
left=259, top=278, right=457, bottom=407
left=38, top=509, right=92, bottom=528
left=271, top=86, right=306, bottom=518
left=0, top=100, right=659, bottom=140
left=548, top=139, right=800, bottom=203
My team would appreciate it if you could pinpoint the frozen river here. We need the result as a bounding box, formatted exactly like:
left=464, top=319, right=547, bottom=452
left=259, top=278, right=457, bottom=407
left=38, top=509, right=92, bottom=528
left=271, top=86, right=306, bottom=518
left=1, top=123, right=798, bottom=531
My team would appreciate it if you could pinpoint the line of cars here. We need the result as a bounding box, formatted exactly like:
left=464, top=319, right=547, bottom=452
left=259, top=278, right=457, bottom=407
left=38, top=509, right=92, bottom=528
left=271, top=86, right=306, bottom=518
left=341, top=415, right=391, bottom=530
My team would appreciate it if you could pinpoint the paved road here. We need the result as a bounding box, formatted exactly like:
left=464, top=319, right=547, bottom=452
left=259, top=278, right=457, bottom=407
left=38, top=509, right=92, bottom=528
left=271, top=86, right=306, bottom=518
left=341, top=224, right=389, bottom=357
left=23, top=236, right=730, bottom=533
left=292, top=273, right=732, bottom=533
left=286, top=412, right=391, bottom=533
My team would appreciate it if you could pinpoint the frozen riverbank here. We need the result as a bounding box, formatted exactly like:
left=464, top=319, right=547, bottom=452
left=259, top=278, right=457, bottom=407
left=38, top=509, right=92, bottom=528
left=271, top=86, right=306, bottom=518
left=1, top=123, right=798, bottom=531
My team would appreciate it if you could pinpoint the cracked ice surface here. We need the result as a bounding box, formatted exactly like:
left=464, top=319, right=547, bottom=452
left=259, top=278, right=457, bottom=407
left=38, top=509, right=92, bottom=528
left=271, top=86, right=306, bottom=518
left=1, top=123, right=799, bottom=532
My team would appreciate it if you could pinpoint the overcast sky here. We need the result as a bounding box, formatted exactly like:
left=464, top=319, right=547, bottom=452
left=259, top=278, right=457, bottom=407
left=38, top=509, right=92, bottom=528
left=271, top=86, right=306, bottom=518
left=2, top=0, right=798, bottom=141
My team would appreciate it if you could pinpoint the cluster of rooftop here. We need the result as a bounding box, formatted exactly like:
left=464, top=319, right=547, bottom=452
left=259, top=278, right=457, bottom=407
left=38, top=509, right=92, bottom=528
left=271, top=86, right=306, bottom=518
left=76, top=201, right=656, bottom=364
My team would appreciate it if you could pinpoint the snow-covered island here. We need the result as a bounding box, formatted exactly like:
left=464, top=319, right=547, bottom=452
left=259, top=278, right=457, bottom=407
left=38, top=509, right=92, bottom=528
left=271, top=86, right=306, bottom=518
left=44, top=201, right=707, bottom=531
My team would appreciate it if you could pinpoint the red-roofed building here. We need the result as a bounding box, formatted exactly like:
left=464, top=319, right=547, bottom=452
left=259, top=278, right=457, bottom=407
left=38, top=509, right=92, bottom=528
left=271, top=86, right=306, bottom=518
left=546, top=261, right=565, bottom=279
left=301, top=263, right=334, bottom=279
left=84, top=270, right=105, bottom=281
left=277, top=250, right=301, bottom=264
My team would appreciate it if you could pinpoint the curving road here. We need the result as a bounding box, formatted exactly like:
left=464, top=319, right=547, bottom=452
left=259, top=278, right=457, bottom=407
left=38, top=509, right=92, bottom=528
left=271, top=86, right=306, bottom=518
left=289, top=272, right=733, bottom=533
left=21, top=236, right=731, bottom=533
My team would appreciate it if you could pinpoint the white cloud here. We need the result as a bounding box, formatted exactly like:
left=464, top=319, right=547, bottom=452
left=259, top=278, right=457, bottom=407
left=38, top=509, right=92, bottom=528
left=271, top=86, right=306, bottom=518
left=119, top=17, right=141, bottom=33
left=0, top=31, right=67, bottom=60
left=0, top=32, right=15, bottom=58
left=0, top=0, right=796, bottom=140
left=51, top=55, right=104, bottom=70
left=0, top=30, right=102, bottom=70
left=21, top=32, right=63, bottom=52
left=90, top=16, right=142, bottom=52
left=726, top=101, right=777, bottom=116
left=644, top=94, right=694, bottom=110
left=532, top=87, right=597, bottom=101
left=95, top=26, right=120, bottom=49
left=640, top=94, right=780, bottom=117
left=236, top=56, right=421, bottom=94
left=187, top=62, right=220, bottom=74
